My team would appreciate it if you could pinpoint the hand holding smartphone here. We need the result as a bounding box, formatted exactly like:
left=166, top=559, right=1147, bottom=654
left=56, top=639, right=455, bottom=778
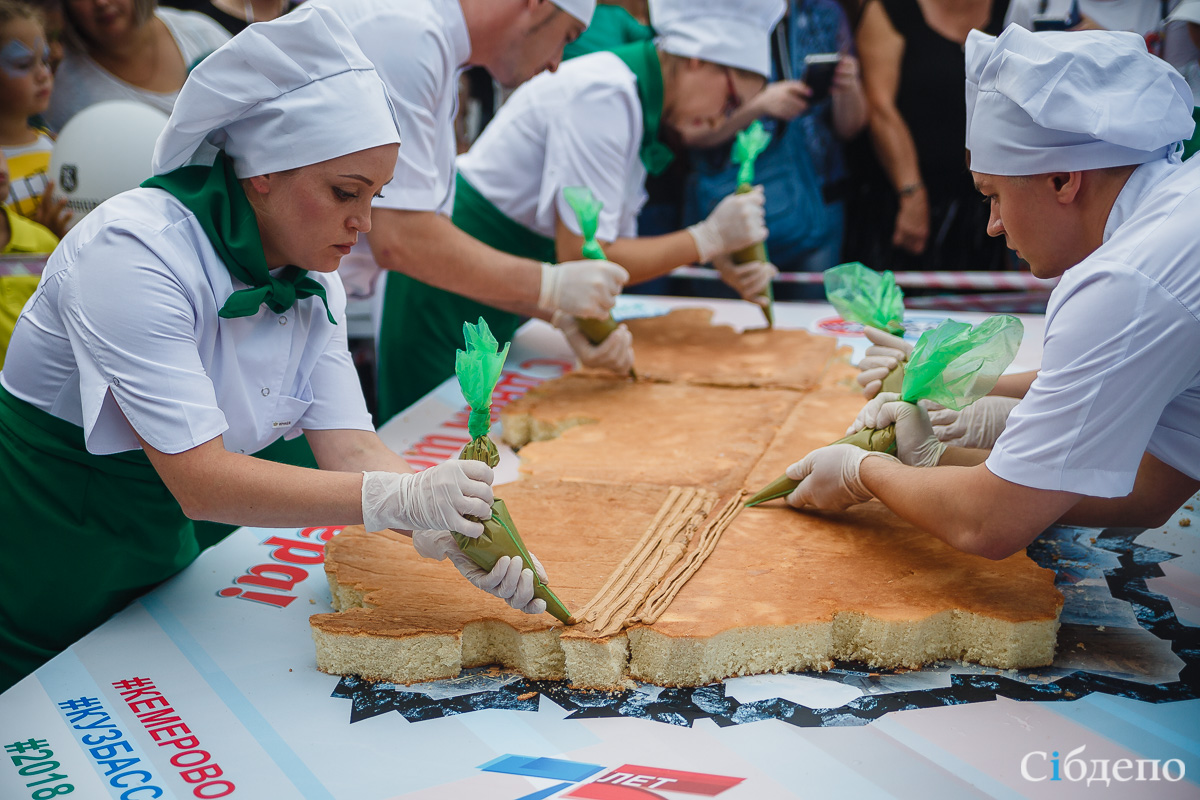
left=803, top=53, right=840, bottom=104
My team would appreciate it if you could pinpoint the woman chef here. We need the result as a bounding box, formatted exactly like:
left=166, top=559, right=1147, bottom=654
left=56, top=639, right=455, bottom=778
left=0, top=5, right=545, bottom=692
left=378, top=0, right=787, bottom=412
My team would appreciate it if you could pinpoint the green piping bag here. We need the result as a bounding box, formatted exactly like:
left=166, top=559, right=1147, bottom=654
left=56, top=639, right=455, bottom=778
left=453, top=318, right=574, bottom=623
left=730, top=121, right=774, bottom=327
left=745, top=315, right=1024, bottom=507
left=563, top=186, right=636, bottom=379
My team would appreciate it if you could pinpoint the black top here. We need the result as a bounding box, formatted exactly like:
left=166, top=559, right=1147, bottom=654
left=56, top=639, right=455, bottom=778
left=880, top=0, right=1008, bottom=198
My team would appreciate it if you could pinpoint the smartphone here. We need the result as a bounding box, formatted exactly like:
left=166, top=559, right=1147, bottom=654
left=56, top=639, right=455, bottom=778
left=803, top=53, right=840, bottom=104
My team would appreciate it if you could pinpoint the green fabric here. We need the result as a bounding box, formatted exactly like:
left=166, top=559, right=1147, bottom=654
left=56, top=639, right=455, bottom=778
left=376, top=174, right=556, bottom=424
left=0, top=385, right=195, bottom=692
left=562, top=5, right=653, bottom=61
left=610, top=41, right=674, bottom=176
left=141, top=152, right=335, bottom=324
left=1184, top=107, right=1200, bottom=161
left=190, top=434, right=318, bottom=551
left=823, top=262, right=905, bottom=334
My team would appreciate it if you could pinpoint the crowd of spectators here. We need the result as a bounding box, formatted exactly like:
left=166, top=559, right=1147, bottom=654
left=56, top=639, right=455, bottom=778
left=2, top=0, right=1199, bottom=355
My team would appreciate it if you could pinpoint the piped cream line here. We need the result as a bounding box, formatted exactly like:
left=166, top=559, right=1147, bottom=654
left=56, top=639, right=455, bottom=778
left=634, top=490, right=746, bottom=625
left=577, top=487, right=718, bottom=638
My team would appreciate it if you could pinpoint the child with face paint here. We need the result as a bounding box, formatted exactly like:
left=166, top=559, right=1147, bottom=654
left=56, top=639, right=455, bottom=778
left=0, top=0, right=70, bottom=238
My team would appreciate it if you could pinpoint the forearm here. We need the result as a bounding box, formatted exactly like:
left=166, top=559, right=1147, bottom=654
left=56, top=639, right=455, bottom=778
left=832, top=87, right=868, bottom=140
left=991, top=371, right=1037, bottom=398
left=589, top=232, right=700, bottom=284
left=367, top=209, right=542, bottom=314
left=1058, top=453, right=1200, bottom=529
left=868, top=105, right=922, bottom=192
left=858, top=458, right=1079, bottom=559
left=556, top=225, right=699, bottom=285
left=305, top=428, right=415, bottom=474
left=141, top=435, right=368, bottom=528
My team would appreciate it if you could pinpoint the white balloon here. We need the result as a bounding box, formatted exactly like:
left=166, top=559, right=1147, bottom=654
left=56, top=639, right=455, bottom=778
left=48, top=101, right=169, bottom=230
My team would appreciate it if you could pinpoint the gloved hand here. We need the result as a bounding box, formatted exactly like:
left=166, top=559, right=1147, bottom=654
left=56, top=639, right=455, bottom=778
left=412, top=530, right=548, bottom=615
left=712, top=253, right=777, bottom=306
left=537, top=260, right=628, bottom=320
left=848, top=392, right=945, bottom=467
left=785, top=444, right=899, bottom=511
left=927, top=395, right=1019, bottom=449
left=687, top=187, right=767, bottom=263
left=856, top=326, right=912, bottom=400
left=552, top=310, right=635, bottom=373
left=362, top=461, right=494, bottom=537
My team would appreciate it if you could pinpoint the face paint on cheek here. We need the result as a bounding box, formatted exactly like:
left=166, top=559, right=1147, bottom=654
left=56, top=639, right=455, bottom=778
left=0, top=39, right=36, bottom=79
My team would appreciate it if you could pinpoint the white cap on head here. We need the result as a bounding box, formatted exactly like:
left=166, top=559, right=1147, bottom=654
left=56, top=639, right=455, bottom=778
left=964, top=25, right=1195, bottom=176
left=550, top=0, right=596, bottom=26
left=649, top=0, right=786, bottom=79
left=152, top=4, right=402, bottom=178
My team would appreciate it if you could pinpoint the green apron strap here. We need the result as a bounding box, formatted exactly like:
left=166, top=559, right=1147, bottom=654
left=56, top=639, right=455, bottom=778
left=609, top=41, right=674, bottom=176
left=376, top=174, right=553, bottom=424
left=0, top=385, right=195, bottom=691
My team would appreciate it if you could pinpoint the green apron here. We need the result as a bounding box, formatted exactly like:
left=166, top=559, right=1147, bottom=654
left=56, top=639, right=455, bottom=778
left=0, top=385, right=196, bottom=691
left=375, top=43, right=672, bottom=425
left=375, top=173, right=557, bottom=424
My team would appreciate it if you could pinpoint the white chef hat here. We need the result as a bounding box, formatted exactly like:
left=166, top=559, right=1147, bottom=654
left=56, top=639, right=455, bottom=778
left=964, top=25, right=1195, bottom=176
left=152, top=3, right=401, bottom=178
left=551, top=0, right=596, bottom=26
left=649, top=0, right=786, bottom=79
left=1169, top=0, right=1200, bottom=24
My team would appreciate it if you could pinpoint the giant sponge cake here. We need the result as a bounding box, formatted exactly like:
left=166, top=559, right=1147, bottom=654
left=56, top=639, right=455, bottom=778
left=311, top=310, right=1062, bottom=687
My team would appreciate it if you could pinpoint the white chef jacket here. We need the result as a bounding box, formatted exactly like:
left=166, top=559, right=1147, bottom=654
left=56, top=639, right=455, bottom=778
left=310, top=0, right=469, bottom=218
left=1003, top=0, right=1198, bottom=71
left=987, top=156, right=1200, bottom=497
left=0, top=189, right=373, bottom=457
left=456, top=51, right=648, bottom=243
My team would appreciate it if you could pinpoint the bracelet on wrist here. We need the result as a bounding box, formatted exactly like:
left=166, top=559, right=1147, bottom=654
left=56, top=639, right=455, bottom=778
left=898, top=181, right=923, bottom=198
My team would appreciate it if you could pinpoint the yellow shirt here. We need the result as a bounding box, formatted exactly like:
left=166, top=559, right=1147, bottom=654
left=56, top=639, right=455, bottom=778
left=2, top=131, right=55, bottom=219
left=2, top=207, right=58, bottom=254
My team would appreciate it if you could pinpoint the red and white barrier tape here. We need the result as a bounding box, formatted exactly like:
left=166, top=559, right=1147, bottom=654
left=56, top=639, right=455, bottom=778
left=667, top=265, right=1057, bottom=292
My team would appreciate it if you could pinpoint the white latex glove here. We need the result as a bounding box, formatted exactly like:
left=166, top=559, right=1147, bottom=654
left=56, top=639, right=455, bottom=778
left=927, top=396, right=1019, bottom=449
left=412, top=530, right=548, bottom=615
left=687, top=187, right=767, bottom=262
left=785, top=444, right=899, bottom=511
left=362, top=462, right=494, bottom=537
left=856, top=326, right=913, bottom=400
left=551, top=310, right=635, bottom=373
left=848, top=392, right=945, bottom=467
left=713, top=253, right=777, bottom=306
left=537, top=260, right=628, bottom=319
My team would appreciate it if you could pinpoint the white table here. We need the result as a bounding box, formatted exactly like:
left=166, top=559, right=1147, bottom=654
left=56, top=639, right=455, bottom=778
left=3, top=298, right=1196, bottom=800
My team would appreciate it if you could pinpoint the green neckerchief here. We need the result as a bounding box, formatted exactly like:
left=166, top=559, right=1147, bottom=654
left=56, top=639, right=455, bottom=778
left=141, top=153, right=335, bottom=324
left=610, top=41, right=674, bottom=176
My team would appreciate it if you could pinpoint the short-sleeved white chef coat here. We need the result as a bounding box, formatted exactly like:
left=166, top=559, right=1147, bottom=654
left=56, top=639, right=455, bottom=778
left=987, top=156, right=1200, bottom=496
left=0, top=189, right=373, bottom=457
left=311, top=0, right=469, bottom=217
left=309, top=0, right=471, bottom=298
left=456, top=51, right=649, bottom=243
